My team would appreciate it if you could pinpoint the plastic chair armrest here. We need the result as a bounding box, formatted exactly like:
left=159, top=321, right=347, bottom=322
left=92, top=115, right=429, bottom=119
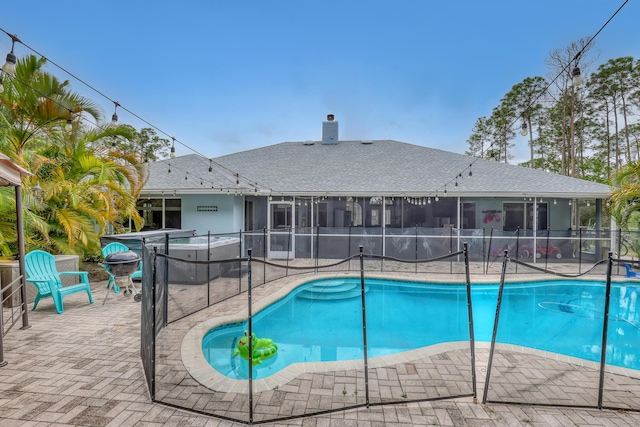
left=58, top=271, right=89, bottom=278
left=58, top=271, right=90, bottom=284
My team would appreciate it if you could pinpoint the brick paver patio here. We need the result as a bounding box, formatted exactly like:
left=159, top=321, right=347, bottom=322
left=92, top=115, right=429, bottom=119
left=2, top=268, right=640, bottom=426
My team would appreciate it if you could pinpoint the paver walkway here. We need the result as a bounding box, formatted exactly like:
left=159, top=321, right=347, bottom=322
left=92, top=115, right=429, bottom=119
left=2, top=271, right=640, bottom=426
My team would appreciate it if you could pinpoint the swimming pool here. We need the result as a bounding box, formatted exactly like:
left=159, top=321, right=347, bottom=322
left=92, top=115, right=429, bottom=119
left=199, top=278, right=640, bottom=381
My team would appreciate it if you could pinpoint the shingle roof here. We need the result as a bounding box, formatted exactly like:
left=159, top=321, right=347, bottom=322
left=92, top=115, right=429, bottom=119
left=143, top=140, right=611, bottom=198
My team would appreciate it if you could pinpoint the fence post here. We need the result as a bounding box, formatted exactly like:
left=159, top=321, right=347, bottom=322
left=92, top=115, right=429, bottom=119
left=207, top=231, right=211, bottom=306
left=359, top=245, right=370, bottom=407
left=287, top=226, right=292, bottom=276
left=16, top=185, right=29, bottom=330
left=617, top=228, right=622, bottom=262
left=315, top=225, right=319, bottom=273
left=482, top=228, right=486, bottom=275
left=449, top=226, right=454, bottom=274
left=263, top=227, right=267, bottom=282
left=150, top=246, right=158, bottom=400
left=247, top=248, right=254, bottom=424
left=515, top=227, right=520, bottom=274
left=482, top=250, right=509, bottom=404
left=485, top=228, right=495, bottom=275
left=163, top=233, right=170, bottom=327
left=348, top=226, right=352, bottom=271
left=415, top=226, right=418, bottom=274
left=578, top=228, right=582, bottom=274
left=545, top=228, right=550, bottom=270
left=463, top=243, right=477, bottom=401
left=597, top=251, right=613, bottom=409
left=0, top=294, right=5, bottom=366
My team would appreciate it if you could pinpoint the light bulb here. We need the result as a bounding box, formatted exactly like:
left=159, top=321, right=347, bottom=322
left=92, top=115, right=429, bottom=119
left=521, top=122, right=528, bottom=136
left=65, top=119, right=72, bottom=131
left=572, top=66, right=583, bottom=87
left=2, top=52, right=17, bottom=75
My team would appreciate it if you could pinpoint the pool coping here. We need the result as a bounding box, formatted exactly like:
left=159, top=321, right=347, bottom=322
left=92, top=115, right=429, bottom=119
left=181, top=272, right=640, bottom=394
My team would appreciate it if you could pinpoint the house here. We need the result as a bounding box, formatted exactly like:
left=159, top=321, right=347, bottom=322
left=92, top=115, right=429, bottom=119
left=138, top=116, right=611, bottom=260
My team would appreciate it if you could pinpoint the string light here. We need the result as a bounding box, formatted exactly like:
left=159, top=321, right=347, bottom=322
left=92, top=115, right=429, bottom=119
left=1, top=2, right=626, bottom=200
left=430, top=0, right=629, bottom=199
left=572, top=66, right=583, bottom=87
left=65, top=110, right=73, bottom=131
left=0, top=27, right=270, bottom=196
left=208, top=159, right=213, bottom=176
left=111, top=101, right=119, bottom=126
left=2, top=33, right=18, bottom=75
left=170, top=137, right=176, bottom=159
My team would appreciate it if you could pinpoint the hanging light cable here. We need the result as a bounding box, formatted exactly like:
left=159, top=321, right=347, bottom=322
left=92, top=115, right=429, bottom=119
left=431, top=0, right=629, bottom=197
left=0, top=27, right=275, bottom=196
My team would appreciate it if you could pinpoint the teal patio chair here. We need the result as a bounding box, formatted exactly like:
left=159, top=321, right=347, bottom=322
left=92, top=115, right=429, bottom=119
left=24, top=250, right=94, bottom=314
left=101, top=242, right=143, bottom=296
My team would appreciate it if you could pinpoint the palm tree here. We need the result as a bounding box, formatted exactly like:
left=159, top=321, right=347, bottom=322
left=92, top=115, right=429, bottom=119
left=609, top=160, right=640, bottom=228
left=0, top=55, right=145, bottom=256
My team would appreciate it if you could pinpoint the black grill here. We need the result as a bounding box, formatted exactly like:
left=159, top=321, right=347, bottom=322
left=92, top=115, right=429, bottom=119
left=104, top=251, right=141, bottom=277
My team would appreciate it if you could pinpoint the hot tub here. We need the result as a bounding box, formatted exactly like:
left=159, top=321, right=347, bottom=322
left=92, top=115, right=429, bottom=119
left=155, top=236, right=241, bottom=285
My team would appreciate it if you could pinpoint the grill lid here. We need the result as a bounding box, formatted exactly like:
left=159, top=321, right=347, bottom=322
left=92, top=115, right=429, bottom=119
left=104, top=250, right=141, bottom=264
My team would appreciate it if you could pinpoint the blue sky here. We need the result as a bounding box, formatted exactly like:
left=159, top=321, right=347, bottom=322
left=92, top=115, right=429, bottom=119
left=2, top=1, right=639, bottom=164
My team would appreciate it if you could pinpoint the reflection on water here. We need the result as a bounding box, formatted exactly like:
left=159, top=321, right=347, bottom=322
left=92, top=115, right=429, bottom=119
left=201, top=279, right=640, bottom=380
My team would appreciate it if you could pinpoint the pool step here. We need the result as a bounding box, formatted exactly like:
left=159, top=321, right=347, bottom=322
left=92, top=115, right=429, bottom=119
left=297, top=280, right=365, bottom=300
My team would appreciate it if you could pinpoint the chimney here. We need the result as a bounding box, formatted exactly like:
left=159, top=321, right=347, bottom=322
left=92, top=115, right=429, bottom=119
left=322, top=114, right=338, bottom=144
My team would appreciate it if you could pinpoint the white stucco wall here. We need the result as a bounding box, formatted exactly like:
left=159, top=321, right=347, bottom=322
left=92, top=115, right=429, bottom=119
left=180, top=194, right=244, bottom=235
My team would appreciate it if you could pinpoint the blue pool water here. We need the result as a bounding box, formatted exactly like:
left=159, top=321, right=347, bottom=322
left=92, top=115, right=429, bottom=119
left=201, top=278, right=640, bottom=379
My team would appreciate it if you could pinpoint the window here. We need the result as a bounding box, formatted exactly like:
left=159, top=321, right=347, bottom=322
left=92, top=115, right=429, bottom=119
left=137, top=198, right=181, bottom=230
left=503, top=202, right=548, bottom=231
left=462, top=203, right=476, bottom=229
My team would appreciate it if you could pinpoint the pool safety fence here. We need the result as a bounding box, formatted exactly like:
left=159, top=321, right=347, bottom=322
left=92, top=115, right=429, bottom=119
left=142, top=243, right=478, bottom=424
left=139, top=232, right=640, bottom=424
left=482, top=252, right=640, bottom=413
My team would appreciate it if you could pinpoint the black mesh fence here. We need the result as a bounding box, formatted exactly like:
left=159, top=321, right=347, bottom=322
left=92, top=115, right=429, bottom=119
left=139, top=230, right=640, bottom=423
left=481, top=254, right=640, bottom=412
left=142, top=241, right=478, bottom=424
